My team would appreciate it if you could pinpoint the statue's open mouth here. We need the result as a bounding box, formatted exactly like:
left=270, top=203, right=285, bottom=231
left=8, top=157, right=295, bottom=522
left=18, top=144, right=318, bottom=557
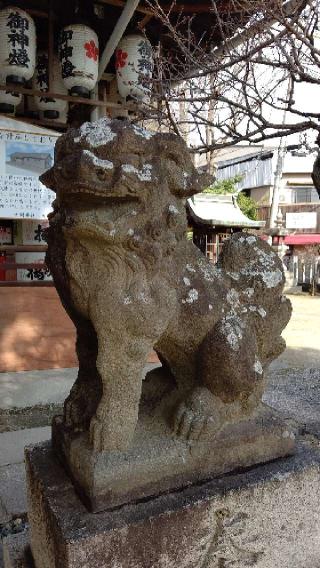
left=63, top=221, right=117, bottom=241
left=60, top=181, right=111, bottom=198
left=57, top=175, right=142, bottom=204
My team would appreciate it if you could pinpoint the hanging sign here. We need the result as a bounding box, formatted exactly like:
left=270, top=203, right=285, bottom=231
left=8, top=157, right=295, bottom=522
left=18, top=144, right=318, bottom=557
left=286, top=212, right=317, bottom=229
left=22, top=219, right=48, bottom=244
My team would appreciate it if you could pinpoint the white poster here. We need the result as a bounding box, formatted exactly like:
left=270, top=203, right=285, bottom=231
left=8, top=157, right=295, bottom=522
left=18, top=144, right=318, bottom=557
left=0, top=129, right=57, bottom=220
left=286, top=212, right=317, bottom=229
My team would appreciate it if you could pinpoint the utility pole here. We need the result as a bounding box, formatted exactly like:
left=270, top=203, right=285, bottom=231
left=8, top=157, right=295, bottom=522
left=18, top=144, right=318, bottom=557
left=269, top=78, right=292, bottom=228
left=206, top=75, right=216, bottom=177
left=269, top=136, right=287, bottom=228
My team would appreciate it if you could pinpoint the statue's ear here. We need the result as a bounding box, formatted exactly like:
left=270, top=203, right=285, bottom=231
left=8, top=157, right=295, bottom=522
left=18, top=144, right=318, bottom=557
left=40, top=167, right=56, bottom=192
left=158, top=134, right=214, bottom=197
left=178, top=170, right=214, bottom=198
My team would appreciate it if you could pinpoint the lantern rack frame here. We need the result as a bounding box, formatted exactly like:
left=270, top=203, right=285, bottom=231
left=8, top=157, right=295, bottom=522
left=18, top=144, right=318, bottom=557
left=0, top=0, right=248, bottom=130
left=0, top=83, right=126, bottom=109
left=0, top=82, right=133, bottom=131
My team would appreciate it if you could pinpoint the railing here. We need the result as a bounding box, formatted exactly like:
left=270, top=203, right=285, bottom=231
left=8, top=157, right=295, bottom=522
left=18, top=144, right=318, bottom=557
left=294, top=255, right=320, bottom=285
left=0, top=245, right=53, bottom=287
left=286, top=254, right=320, bottom=293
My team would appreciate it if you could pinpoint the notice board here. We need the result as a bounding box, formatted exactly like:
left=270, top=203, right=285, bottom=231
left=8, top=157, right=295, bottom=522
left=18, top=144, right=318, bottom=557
left=0, top=128, right=58, bottom=220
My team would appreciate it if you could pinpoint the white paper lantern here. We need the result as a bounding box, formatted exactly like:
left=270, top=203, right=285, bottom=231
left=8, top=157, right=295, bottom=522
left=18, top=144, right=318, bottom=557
left=58, top=24, right=99, bottom=97
left=116, top=34, right=153, bottom=103
left=34, top=52, right=68, bottom=120
left=0, top=72, right=22, bottom=113
left=0, top=6, right=36, bottom=85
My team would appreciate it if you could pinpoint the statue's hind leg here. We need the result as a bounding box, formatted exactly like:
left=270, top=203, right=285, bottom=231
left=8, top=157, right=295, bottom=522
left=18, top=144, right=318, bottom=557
left=64, top=321, right=102, bottom=431
left=173, top=318, right=264, bottom=441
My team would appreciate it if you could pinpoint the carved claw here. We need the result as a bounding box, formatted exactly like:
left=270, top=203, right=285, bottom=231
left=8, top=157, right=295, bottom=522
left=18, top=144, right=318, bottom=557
left=64, top=383, right=98, bottom=431
left=173, top=402, right=207, bottom=441
left=89, top=413, right=134, bottom=452
left=172, top=387, right=225, bottom=442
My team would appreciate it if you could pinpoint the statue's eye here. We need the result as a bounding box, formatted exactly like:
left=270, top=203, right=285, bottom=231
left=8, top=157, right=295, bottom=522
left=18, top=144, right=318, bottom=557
left=167, top=153, right=180, bottom=167
left=96, top=168, right=106, bottom=181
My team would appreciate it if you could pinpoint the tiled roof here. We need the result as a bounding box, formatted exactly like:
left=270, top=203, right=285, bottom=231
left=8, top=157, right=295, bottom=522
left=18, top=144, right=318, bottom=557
left=188, top=193, right=265, bottom=228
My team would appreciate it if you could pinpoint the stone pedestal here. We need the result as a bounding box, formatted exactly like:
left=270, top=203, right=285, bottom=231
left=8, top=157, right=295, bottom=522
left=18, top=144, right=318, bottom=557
left=52, top=400, right=295, bottom=512
left=24, top=441, right=320, bottom=568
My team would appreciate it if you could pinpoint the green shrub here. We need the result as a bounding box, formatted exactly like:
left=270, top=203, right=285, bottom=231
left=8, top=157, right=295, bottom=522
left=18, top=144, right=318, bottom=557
left=203, top=175, right=257, bottom=220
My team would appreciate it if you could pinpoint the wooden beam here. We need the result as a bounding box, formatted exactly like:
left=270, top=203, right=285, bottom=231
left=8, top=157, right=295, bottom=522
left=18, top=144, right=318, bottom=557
left=0, top=246, right=47, bottom=253
left=96, top=0, right=152, bottom=16
left=1, top=263, right=49, bottom=270
left=95, top=1, right=254, bottom=19
left=162, top=3, right=212, bottom=14
left=0, top=84, right=122, bottom=108
left=24, top=8, right=49, bottom=19
left=98, top=0, right=141, bottom=81
left=13, top=115, right=68, bottom=131
left=161, top=2, right=247, bottom=14
left=138, top=13, right=153, bottom=29
left=0, top=281, right=53, bottom=287
left=101, top=73, right=116, bottom=82
left=97, top=1, right=238, bottom=16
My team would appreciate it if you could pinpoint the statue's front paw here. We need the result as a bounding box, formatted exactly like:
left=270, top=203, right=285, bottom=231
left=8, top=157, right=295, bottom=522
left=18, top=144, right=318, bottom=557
left=172, top=387, right=225, bottom=442
left=173, top=401, right=208, bottom=440
left=89, top=413, right=133, bottom=452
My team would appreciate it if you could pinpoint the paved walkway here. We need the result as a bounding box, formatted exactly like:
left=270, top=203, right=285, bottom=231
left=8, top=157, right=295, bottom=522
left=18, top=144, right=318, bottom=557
left=270, top=295, right=320, bottom=370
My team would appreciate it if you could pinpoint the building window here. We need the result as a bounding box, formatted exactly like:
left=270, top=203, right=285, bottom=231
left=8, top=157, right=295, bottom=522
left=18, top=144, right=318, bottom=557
left=291, top=186, right=320, bottom=203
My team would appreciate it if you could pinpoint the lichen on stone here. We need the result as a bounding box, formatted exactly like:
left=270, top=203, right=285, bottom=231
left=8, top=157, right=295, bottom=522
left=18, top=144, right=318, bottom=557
left=168, top=204, right=179, bottom=215
left=131, top=124, right=155, bottom=140
left=83, top=149, right=114, bottom=170
left=253, top=359, right=263, bottom=374
left=185, top=288, right=199, bottom=304
left=76, top=118, right=117, bottom=147
left=122, top=163, right=153, bottom=182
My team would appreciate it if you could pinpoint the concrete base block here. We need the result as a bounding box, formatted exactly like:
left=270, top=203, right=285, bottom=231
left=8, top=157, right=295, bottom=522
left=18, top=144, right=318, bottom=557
left=26, top=441, right=320, bottom=568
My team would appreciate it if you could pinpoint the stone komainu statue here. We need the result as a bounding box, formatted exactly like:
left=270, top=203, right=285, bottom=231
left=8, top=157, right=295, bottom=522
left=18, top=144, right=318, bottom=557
left=41, top=118, right=291, bottom=453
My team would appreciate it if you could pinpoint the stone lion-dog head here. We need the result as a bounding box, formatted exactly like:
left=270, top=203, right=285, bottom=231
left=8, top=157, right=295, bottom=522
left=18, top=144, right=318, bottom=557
left=42, top=118, right=211, bottom=262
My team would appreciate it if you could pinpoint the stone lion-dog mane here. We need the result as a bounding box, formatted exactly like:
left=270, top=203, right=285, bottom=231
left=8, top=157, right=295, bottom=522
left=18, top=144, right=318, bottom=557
left=41, top=118, right=291, bottom=453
